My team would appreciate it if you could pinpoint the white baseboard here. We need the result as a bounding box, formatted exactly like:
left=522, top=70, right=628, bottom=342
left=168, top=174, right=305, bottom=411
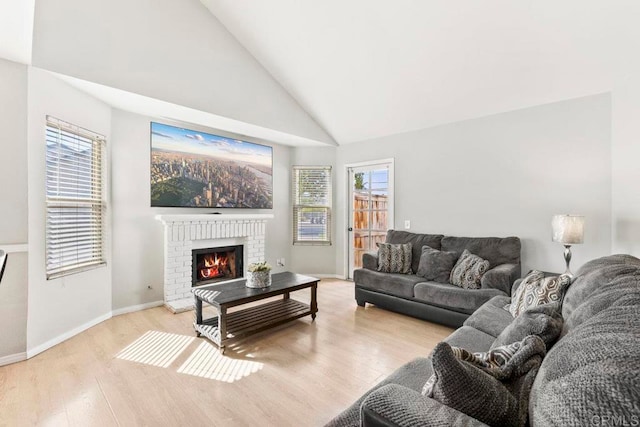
left=0, top=352, right=27, bottom=367
left=27, top=311, right=112, bottom=359
left=303, top=273, right=346, bottom=280
left=24, top=301, right=165, bottom=360
left=112, top=300, right=164, bottom=317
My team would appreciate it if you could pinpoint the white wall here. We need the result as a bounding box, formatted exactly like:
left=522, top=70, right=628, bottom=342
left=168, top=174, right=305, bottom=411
left=31, top=0, right=333, bottom=145
left=333, top=94, right=612, bottom=275
left=290, top=147, right=338, bottom=275
left=0, top=252, right=28, bottom=361
left=611, top=45, right=640, bottom=256
left=27, top=68, right=112, bottom=354
left=0, top=59, right=28, bottom=244
left=110, top=109, right=292, bottom=310
left=0, top=58, right=28, bottom=360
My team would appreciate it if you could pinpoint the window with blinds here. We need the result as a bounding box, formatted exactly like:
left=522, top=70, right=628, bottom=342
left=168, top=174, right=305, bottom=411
left=45, top=116, right=106, bottom=279
left=292, top=166, right=332, bottom=245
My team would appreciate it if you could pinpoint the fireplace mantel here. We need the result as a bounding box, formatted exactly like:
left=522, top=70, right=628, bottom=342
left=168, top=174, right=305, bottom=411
left=155, top=213, right=273, bottom=313
left=155, top=213, right=274, bottom=223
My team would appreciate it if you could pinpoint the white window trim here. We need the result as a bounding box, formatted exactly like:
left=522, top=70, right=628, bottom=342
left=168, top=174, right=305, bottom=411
left=344, top=158, right=394, bottom=279
left=45, top=116, right=107, bottom=280
left=292, top=165, right=332, bottom=246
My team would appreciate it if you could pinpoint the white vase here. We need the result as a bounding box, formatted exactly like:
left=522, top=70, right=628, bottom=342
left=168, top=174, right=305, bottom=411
left=246, top=270, right=271, bottom=288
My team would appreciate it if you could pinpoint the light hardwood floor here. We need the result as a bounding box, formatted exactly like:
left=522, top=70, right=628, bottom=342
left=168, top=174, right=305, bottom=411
left=0, top=279, right=453, bottom=426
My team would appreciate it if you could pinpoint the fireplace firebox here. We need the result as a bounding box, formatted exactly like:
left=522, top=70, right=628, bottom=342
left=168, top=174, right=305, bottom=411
left=192, top=245, right=243, bottom=287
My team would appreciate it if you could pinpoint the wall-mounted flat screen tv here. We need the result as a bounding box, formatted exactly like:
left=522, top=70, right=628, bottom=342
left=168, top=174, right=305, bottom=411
left=150, top=122, right=273, bottom=208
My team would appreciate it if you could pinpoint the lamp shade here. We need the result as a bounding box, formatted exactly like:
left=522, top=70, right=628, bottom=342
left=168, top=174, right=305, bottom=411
left=552, top=215, right=585, bottom=244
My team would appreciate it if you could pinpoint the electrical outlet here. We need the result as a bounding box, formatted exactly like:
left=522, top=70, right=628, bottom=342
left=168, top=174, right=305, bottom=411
left=277, top=258, right=285, bottom=267
left=404, top=220, right=411, bottom=229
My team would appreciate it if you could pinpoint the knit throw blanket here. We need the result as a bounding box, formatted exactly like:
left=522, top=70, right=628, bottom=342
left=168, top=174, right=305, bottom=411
left=423, top=335, right=547, bottom=427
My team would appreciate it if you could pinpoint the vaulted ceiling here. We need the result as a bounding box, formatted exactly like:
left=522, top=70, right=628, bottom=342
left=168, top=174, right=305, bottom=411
left=202, top=0, right=637, bottom=144
left=3, top=1, right=639, bottom=146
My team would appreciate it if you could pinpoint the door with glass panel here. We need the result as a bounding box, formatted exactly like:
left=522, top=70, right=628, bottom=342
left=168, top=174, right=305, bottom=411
left=347, top=161, right=393, bottom=279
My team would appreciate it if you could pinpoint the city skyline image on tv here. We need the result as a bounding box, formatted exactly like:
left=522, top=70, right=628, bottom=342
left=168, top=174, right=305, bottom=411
left=150, top=122, right=273, bottom=208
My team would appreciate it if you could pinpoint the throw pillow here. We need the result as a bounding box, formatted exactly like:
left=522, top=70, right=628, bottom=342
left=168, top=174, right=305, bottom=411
left=449, top=249, right=490, bottom=289
left=376, top=243, right=412, bottom=274
left=416, top=245, right=458, bottom=283
left=492, top=302, right=563, bottom=349
left=509, top=271, right=571, bottom=317
left=421, top=342, right=519, bottom=426
left=507, top=270, right=545, bottom=316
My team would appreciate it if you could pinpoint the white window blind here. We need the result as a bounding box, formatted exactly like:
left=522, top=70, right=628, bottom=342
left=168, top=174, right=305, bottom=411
left=292, top=166, right=332, bottom=245
left=45, top=116, right=106, bottom=279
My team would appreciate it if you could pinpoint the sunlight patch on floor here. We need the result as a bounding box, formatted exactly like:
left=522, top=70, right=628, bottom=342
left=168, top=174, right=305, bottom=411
left=116, top=330, right=195, bottom=368
left=177, top=341, right=264, bottom=382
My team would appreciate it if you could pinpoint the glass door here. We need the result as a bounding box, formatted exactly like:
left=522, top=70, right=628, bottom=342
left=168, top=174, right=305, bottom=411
left=347, top=162, right=393, bottom=279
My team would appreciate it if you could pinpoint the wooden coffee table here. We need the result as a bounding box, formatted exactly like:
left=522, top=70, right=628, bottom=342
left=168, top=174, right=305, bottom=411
left=192, top=272, right=319, bottom=353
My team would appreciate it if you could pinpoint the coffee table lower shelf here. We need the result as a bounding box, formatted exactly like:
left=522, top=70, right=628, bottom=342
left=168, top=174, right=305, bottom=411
left=194, top=298, right=311, bottom=352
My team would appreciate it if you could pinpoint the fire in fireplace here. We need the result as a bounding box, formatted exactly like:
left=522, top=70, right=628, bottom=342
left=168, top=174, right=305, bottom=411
left=192, top=245, right=243, bottom=287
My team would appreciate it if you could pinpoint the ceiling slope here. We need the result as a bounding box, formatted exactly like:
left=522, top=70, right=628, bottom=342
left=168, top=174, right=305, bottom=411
left=31, top=0, right=335, bottom=146
left=51, top=71, right=333, bottom=147
left=203, top=0, right=620, bottom=144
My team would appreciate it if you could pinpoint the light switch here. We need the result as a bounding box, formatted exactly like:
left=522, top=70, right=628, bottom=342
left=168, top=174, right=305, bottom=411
left=404, top=220, right=411, bottom=229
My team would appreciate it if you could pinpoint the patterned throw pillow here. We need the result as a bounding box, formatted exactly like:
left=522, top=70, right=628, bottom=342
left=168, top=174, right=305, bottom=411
left=508, top=270, right=571, bottom=317
left=449, top=249, right=490, bottom=289
left=507, top=270, right=545, bottom=316
left=416, top=245, right=459, bottom=283
left=376, top=243, right=412, bottom=274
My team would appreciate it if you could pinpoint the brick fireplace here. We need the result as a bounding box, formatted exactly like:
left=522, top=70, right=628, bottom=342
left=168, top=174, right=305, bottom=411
left=155, top=214, right=273, bottom=312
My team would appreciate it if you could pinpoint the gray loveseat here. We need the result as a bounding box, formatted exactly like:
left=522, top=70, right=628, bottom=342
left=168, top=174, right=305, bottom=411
left=329, top=254, right=640, bottom=426
left=355, top=230, right=521, bottom=327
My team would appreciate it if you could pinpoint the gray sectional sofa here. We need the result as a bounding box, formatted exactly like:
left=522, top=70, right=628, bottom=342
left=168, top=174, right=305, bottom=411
left=355, top=230, right=521, bottom=327
left=329, top=254, right=640, bottom=426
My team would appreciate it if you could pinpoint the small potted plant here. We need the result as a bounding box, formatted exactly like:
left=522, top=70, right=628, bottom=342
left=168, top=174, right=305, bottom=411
left=246, top=261, right=272, bottom=288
